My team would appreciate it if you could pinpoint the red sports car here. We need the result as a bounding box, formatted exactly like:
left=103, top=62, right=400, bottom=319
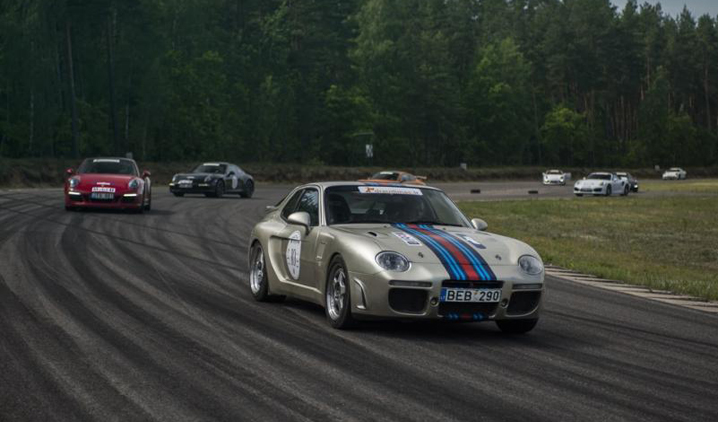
left=65, top=157, right=152, bottom=212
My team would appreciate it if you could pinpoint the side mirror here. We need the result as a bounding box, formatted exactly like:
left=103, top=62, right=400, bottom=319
left=66, top=168, right=74, bottom=176
left=471, top=218, right=488, bottom=231
left=228, top=172, right=235, bottom=177
left=142, top=170, right=151, bottom=178
left=287, top=211, right=311, bottom=234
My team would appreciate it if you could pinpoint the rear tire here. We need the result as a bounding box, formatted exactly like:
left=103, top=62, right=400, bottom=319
left=622, top=185, right=629, bottom=196
left=65, top=205, right=74, bottom=211
left=496, top=318, right=538, bottom=334
left=325, top=256, right=356, bottom=329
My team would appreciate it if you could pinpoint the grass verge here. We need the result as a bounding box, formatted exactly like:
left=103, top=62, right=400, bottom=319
left=641, top=179, right=718, bottom=193
left=458, top=196, right=718, bottom=301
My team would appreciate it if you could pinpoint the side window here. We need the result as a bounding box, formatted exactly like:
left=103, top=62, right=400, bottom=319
left=295, top=189, right=320, bottom=226
left=281, top=189, right=304, bottom=220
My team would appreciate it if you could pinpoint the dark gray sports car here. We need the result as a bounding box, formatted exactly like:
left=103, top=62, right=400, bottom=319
left=169, top=162, right=254, bottom=198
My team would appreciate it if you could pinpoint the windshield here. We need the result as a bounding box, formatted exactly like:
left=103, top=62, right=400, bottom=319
left=193, top=163, right=227, bottom=174
left=587, top=173, right=612, bottom=180
left=371, top=172, right=399, bottom=180
left=547, top=170, right=562, bottom=174
left=669, top=168, right=681, bottom=171
left=325, top=185, right=469, bottom=227
left=78, top=159, right=138, bottom=175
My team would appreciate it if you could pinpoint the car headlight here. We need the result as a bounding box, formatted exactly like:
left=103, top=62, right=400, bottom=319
left=128, top=179, right=140, bottom=190
left=518, top=255, right=543, bottom=275
left=69, top=177, right=80, bottom=188
left=376, top=251, right=410, bottom=272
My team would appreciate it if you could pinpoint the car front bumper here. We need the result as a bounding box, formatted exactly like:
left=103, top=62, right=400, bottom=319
left=347, top=264, right=543, bottom=322
left=65, top=190, right=143, bottom=209
left=169, top=182, right=216, bottom=194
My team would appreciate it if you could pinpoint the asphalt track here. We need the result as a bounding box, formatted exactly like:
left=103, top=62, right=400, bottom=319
left=1, top=185, right=718, bottom=421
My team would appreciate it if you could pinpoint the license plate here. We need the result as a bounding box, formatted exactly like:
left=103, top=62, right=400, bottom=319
left=91, top=187, right=115, bottom=193
left=90, top=193, right=114, bottom=200
left=440, top=288, right=501, bottom=303
left=179, top=181, right=192, bottom=188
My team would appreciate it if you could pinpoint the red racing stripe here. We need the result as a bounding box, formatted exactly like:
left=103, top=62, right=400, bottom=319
left=408, top=224, right=482, bottom=281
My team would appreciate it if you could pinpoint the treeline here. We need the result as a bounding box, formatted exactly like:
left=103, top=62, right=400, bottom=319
left=0, top=0, right=717, bottom=168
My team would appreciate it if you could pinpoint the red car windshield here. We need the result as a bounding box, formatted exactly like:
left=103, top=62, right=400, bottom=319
left=371, top=172, right=400, bottom=180
left=78, top=159, right=138, bottom=176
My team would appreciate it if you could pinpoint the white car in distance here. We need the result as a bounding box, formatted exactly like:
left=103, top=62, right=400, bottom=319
left=574, top=172, right=629, bottom=197
left=662, top=167, right=687, bottom=180
left=542, top=169, right=568, bottom=185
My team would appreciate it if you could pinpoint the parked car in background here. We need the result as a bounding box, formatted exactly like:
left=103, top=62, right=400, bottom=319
left=169, top=162, right=254, bottom=198
left=662, top=167, right=687, bottom=180
left=359, top=171, right=426, bottom=185
left=574, top=172, right=629, bottom=197
left=542, top=169, right=568, bottom=185
left=65, top=157, right=152, bottom=212
left=616, top=172, right=639, bottom=192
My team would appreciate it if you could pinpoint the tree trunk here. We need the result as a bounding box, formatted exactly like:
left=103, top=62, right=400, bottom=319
left=704, top=65, right=712, bottom=132
left=29, top=87, right=34, bottom=155
left=107, top=12, right=119, bottom=155
left=66, top=20, right=79, bottom=159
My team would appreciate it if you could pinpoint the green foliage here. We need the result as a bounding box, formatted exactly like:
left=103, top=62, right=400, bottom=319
left=0, top=0, right=717, bottom=168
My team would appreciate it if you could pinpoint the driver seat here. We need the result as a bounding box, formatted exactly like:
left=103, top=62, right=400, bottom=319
left=327, top=194, right=351, bottom=224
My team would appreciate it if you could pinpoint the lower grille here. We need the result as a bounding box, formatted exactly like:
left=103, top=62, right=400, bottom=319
left=438, top=302, right=499, bottom=318
left=507, top=291, right=541, bottom=315
left=388, top=289, right=428, bottom=314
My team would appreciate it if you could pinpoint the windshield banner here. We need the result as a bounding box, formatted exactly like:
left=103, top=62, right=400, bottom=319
left=358, top=186, right=422, bottom=195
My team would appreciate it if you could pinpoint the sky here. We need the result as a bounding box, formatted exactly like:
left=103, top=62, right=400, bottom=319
left=611, top=0, right=718, bottom=17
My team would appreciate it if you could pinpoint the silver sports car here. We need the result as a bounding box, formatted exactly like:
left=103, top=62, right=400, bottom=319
left=248, top=182, right=545, bottom=332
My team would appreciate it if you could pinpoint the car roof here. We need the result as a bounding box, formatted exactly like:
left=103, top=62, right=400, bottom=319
left=297, top=181, right=440, bottom=191
left=87, top=156, right=136, bottom=163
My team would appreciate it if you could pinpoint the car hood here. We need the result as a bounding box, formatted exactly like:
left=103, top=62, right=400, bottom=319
left=74, top=174, right=137, bottom=189
left=174, top=172, right=220, bottom=179
left=330, top=224, right=528, bottom=267
left=575, top=179, right=606, bottom=188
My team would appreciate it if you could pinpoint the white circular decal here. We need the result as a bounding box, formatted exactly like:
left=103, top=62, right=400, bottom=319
left=286, top=230, right=302, bottom=280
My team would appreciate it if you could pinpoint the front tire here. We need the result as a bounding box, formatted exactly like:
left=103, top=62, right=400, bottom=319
left=249, top=243, right=271, bottom=301
left=605, top=185, right=612, bottom=197
left=575, top=194, right=583, bottom=197
left=325, top=256, right=356, bottom=329
left=240, top=180, right=254, bottom=198
left=215, top=181, right=225, bottom=198
left=622, top=185, right=629, bottom=196
left=172, top=192, right=184, bottom=197
left=496, top=318, right=538, bottom=334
